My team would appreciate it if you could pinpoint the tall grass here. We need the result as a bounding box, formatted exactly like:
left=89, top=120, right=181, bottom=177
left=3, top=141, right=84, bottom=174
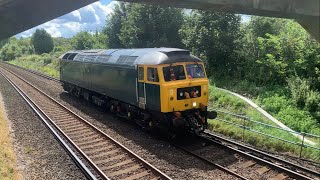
left=9, top=54, right=59, bottom=78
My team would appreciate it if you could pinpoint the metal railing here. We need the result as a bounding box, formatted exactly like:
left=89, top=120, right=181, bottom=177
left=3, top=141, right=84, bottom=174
left=210, top=109, right=320, bottom=161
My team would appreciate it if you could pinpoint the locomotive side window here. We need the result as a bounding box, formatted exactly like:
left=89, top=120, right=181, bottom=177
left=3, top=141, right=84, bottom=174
left=147, top=67, right=159, bottom=82
left=163, top=65, right=186, bottom=81
left=138, top=67, right=144, bottom=81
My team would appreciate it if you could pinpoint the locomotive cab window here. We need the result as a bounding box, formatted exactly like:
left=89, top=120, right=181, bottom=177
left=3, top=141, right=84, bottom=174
left=147, top=67, right=159, bottom=82
left=163, top=65, right=186, bottom=81
left=186, top=64, right=206, bottom=79
left=62, top=53, right=71, bottom=60
left=138, top=67, right=144, bottom=81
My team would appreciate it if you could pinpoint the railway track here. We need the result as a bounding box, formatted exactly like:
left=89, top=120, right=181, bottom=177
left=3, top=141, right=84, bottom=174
left=0, top=65, right=171, bottom=180
left=2, top=63, right=319, bottom=180
left=172, top=132, right=318, bottom=180
left=202, top=131, right=320, bottom=178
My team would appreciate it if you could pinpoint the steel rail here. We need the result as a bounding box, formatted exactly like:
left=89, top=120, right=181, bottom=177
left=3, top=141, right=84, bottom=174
left=0, top=70, right=98, bottom=180
left=203, top=131, right=320, bottom=177
left=172, top=143, right=249, bottom=180
left=0, top=65, right=172, bottom=180
left=200, top=132, right=315, bottom=180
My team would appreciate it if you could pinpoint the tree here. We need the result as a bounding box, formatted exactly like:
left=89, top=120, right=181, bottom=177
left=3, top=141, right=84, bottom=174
left=119, top=4, right=184, bottom=48
left=103, top=2, right=128, bottom=48
left=103, top=3, right=184, bottom=48
left=31, top=29, right=54, bottom=54
left=0, top=38, right=8, bottom=49
left=93, top=31, right=108, bottom=49
left=71, top=31, right=95, bottom=50
left=0, top=38, right=22, bottom=61
left=179, top=11, right=242, bottom=77
left=243, top=19, right=320, bottom=85
left=249, top=16, right=285, bottom=38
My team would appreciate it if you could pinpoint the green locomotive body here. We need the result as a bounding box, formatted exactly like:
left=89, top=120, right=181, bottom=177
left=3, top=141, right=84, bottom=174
left=60, top=48, right=216, bottom=133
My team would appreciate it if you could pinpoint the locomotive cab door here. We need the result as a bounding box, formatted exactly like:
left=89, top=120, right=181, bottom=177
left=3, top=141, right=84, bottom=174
left=137, top=66, right=146, bottom=109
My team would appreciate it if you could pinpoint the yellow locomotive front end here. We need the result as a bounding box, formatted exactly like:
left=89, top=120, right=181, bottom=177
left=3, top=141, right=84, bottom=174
left=158, top=62, right=215, bottom=133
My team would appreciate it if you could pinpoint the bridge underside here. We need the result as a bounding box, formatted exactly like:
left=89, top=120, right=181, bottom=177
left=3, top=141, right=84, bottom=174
left=0, top=0, right=319, bottom=41
left=0, top=0, right=96, bottom=40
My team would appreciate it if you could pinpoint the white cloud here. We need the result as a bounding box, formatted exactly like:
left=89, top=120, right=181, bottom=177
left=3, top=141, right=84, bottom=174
left=63, top=22, right=83, bottom=32
left=16, top=0, right=118, bottom=38
left=71, top=10, right=82, bottom=21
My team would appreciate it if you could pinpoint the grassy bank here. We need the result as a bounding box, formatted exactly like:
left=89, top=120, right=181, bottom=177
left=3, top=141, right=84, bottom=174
left=207, top=86, right=320, bottom=161
left=9, top=54, right=60, bottom=78
left=0, top=94, right=21, bottom=180
left=211, top=78, right=320, bottom=136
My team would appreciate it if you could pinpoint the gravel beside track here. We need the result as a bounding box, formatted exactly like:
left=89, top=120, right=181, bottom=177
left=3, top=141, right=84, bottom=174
left=0, top=71, right=86, bottom=179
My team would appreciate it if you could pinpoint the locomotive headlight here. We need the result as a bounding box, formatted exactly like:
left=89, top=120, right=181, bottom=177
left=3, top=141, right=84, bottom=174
left=180, top=92, right=184, bottom=97
left=192, top=102, right=197, bottom=107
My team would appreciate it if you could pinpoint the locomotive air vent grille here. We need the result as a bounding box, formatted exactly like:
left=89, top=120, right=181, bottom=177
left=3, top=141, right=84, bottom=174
left=74, top=54, right=86, bottom=61
left=84, top=55, right=98, bottom=62
left=116, top=56, right=137, bottom=65
left=96, top=55, right=111, bottom=63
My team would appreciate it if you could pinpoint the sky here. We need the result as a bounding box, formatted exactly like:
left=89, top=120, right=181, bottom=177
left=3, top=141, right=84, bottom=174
left=15, top=1, right=251, bottom=39
left=16, top=0, right=117, bottom=38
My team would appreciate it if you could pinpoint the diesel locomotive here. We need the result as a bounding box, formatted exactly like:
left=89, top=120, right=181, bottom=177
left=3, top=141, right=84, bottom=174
left=60, top=48, right=216, bottom=134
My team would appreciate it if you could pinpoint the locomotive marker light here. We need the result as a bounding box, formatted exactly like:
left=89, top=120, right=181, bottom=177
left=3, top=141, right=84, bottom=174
left=192, top=102, right=197, bottom=107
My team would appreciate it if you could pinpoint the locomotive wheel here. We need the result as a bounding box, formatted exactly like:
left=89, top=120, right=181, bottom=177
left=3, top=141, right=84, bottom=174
left=148, top=120, right=154, bottom=128
left=110, top=104, right=115, bottom=113
left=145, top=118, right=156, bottom=131
left=73, top=87, right=81, bottom=98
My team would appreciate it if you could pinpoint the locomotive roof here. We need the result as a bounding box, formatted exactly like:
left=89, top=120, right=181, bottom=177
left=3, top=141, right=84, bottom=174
left=60, top=48, right=202, bottom=67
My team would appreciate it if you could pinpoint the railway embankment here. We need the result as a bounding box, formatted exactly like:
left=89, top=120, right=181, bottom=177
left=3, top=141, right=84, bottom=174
left=217, top=87, right=316, bottom=145
left=208, top=86, right=320, bottom=162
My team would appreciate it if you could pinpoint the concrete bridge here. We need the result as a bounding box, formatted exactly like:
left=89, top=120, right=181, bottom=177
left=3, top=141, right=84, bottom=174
left=0, top=0, right=319, bottom=40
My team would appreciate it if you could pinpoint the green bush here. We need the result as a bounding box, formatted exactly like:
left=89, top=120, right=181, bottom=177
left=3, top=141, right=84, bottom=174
left=287, top=76, right=320, bottom=114
left=287, top=76, right=310, bottom=108
left=0, top=40, right=22, bottom=61
left=9, top=54, right=59, bottom=78
left=306, top=91, right=320, bottom=112
left=276, top=106, right=318, bottom=134
left=260, top=94, right=289, bottom=114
